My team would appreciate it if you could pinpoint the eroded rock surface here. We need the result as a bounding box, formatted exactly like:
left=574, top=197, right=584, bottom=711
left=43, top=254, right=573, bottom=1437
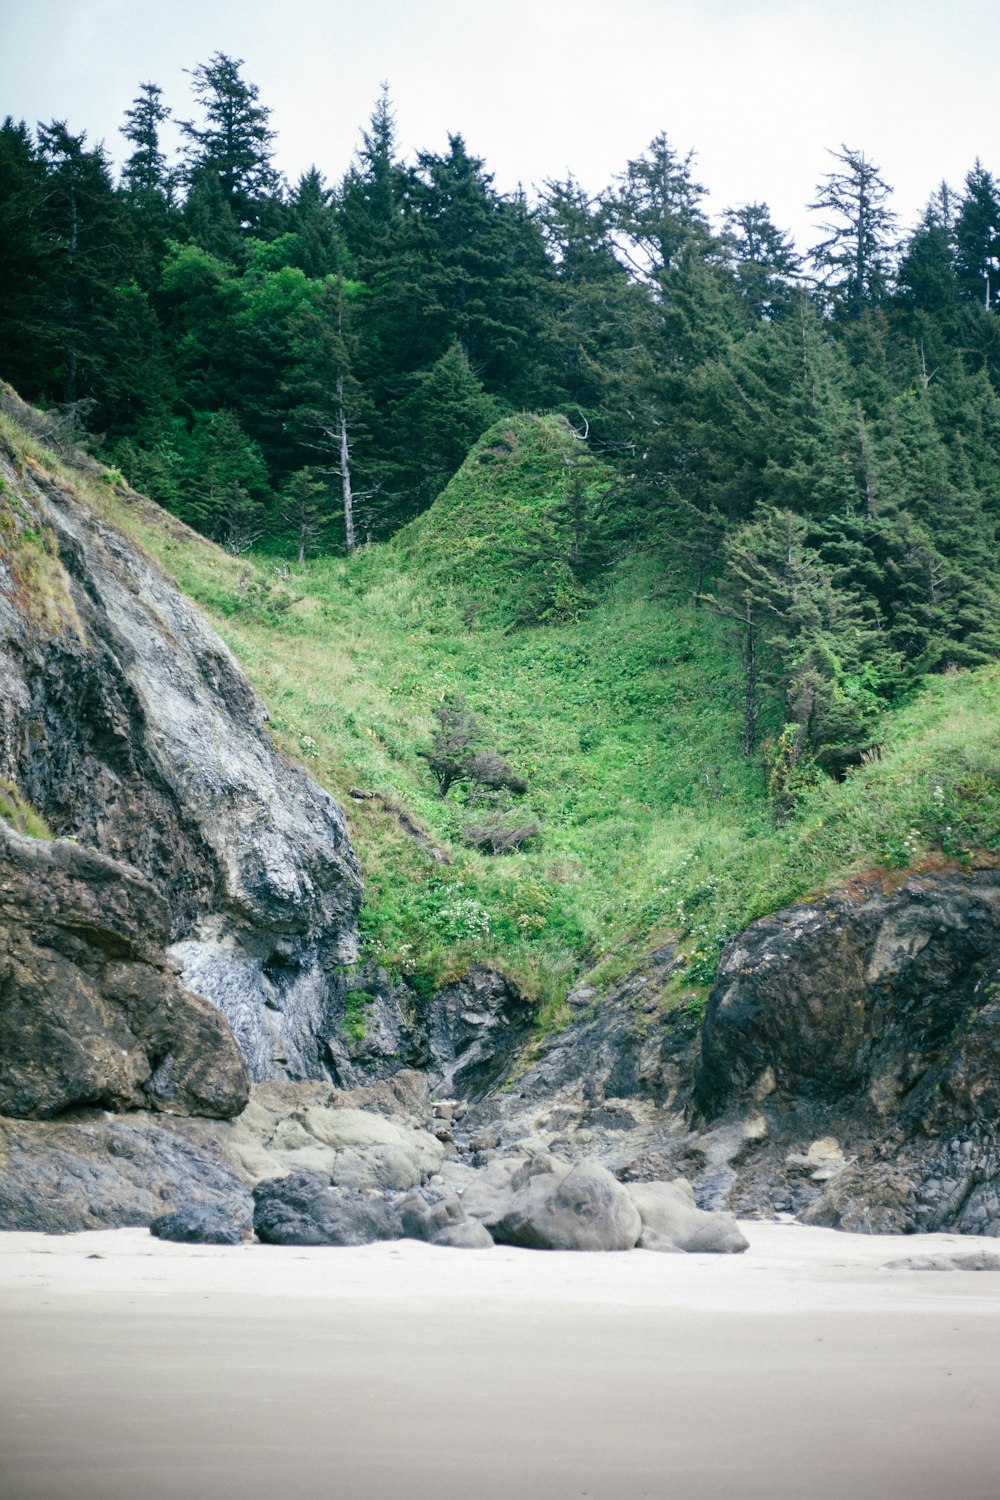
left=0, top=413, right=361, bottom=1082
left=326, top=964, right=535, bottom=1100
left=0, top=819, right=248, bottom=1119
left=0, top=1112, right=252, bottom=1232
left=693, top=872, right=1000, bottom=1234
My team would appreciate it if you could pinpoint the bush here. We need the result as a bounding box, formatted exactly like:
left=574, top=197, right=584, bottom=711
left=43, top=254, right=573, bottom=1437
left=462, top=811, right=541, bottom=855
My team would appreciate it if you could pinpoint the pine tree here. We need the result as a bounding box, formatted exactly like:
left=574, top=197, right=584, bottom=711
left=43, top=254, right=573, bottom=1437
left=606, top=132, right=711, bottom=286
left=0, top=119, right=50, bottom=398
left=810, top=146, right=898, bottom=315
left=954, top=160, right=1000, bottom=310
left=722, top=202, right=800, bottom=322
left=120, top=83, right=174, bottom=203
left=34, top=122, right=124, bottom=417
left=340, top=85, right=404, bottom=274
left=386, top=342, right=499, bottom=517
left=180, top=53, right=279, bottom=236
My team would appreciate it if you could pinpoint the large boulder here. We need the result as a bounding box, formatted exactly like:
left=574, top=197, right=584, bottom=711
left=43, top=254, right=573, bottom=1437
left=0, top=820, right=248, bottom=1119
left=697, top=872, right=1000, bottom=1118
left=252, top=1170, right=398, bottom=1246
left=211, top=1084, right=446, bottom=1190
left=150, top=1201, right=251, bottom=1245
left=0, top=406, right=361, bottom=1083
left=626, top=1179, right=749, bottom=1253
left=494, top=1159, right=642, bottom=1251
left=395, top=1188, right=494, bottom=1248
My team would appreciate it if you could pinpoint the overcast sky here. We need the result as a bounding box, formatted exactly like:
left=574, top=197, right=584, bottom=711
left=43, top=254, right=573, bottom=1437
left=2, top=0, right=997, bottom=248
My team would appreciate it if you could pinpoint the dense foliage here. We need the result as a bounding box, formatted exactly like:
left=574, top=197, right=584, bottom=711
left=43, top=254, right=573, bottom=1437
left=3, top=56, right=1000, bottom=815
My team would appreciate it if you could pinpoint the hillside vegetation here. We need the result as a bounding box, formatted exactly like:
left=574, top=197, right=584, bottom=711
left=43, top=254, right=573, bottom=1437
left=8, top=398, right=997, bottom=1026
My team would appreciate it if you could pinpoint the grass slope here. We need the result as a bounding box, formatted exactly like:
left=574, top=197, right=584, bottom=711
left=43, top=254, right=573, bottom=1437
left=6, top=400, right=1000, bottom=1026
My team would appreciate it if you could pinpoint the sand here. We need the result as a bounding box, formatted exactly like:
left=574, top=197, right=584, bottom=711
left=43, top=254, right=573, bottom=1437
left=1, top=1221, right=998, bottom=1500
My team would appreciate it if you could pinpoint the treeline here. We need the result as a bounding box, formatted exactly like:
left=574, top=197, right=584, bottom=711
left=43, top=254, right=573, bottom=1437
left=2, top=54, right=1000, bottom=788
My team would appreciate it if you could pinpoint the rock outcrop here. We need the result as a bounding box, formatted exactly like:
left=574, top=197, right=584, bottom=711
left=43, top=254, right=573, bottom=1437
left=0, top=395, right=361, bottom=1081
left=0, top=1112, right=253, bottom=1233
left=326, top=964, right=536, bottom=1099
left=0, top=819, right=249, bottom=1119
left=693, top=871, right=1000, bottom=1234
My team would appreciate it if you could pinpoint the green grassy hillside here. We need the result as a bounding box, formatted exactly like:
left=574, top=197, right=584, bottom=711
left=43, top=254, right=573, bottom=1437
left=7, top=403, right=1000, bottom=1026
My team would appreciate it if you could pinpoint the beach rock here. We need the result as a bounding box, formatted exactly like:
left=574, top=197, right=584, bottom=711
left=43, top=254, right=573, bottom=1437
left=0, top=409, right=362, bottom=1084
left=626, top=1179, right=749, bottom=1253
left=150, top=1202, right=250, bottom=1245
left=222, top=1093, right=446, bottom=1190
left=881, top=1250, right=1000, bottom=1272
left=395, top=1188, right=494, bottom=1248
left=0, top=819, right=249, bottom=1120
left=0, top=1112, right=252, bottom=1232
left=252, top=1170, right=398, bottom=1246
left=494, top=1160, right=642, bottom=1251
left=424, top=967, right=536, bottom=1098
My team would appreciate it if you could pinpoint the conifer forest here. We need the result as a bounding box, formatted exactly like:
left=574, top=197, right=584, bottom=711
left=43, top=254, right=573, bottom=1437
left=2, top=53, right=1000, bottom=869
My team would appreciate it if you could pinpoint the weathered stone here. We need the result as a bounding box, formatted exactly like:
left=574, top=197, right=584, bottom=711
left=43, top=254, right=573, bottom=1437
left=626, top=1179, right=749, bottom=1254
left=0, top=820, right=248, bottom=1120
left=395, top=1188, right=494, bottom=1248
left=0, top=413, right=362, bottom=1084
left=252, top=1170, right=398, bottom=1246
left=0, top=1112, right=252, bottom=1232
left=150, top=1202, right=250, bottom=1245
left=882, top=1251, right=1000, bottom=1272
left=697, top=873, right=1000, bottom=1118
left=694, top=873, right=1000, bottom=1234
left=325, top=964, right=536, bottom=1101
left=494, top=1160, right=642, bottom=1252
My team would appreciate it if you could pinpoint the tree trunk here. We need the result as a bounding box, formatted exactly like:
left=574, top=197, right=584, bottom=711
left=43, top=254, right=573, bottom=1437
left=336, top=373, right=356, bottom=554
left=743, top=604, right=758, bottom=757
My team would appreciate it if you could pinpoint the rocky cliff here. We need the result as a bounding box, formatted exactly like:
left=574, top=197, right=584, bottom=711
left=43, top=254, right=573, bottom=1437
left=0, top=390, right=361, bottom=1087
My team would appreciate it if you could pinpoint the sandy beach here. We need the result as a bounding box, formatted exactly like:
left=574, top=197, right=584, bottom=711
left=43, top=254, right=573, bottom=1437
left=1, top=1223, right=999, bottom=1500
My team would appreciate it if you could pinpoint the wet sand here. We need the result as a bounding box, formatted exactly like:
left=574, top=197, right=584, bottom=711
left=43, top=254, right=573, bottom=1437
left=1, top=1222, right=998, bottom=1500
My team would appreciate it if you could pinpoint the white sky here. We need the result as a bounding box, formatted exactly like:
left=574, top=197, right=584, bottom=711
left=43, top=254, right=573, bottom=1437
left=2, top=0, right=997, bottom=250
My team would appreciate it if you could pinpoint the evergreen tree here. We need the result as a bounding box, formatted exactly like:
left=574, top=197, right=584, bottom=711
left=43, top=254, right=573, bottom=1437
left=340, top=85, right=404, bottom=274
left=0, top=119, right=50, bottom=398
left=810, top=146, right=898, bottom=315
left=606, top=132, right=712, bottom=286
left=387, top=342, right=499, bottom=516
left=535, top=175, right=652, bottom=447
left=120, top=82, right=174, bottom=203
left=180, top=53, right=279, bottom=236
left=283, top=274, right=373, bottom=548
left=34, top=122, right=124, bottom=417
left=722, top=202, right=800, bottom=322
left=285, top=168, right=344, bottom=277
left=954, top=160, right=1000, bottom=310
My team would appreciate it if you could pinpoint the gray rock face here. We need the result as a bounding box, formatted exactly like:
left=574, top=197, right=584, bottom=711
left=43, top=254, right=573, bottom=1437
left=252, top=1170, right=398, bottom=1246
left=697, top=873, right=1000, bottom=1118
left=0, top=820, right=248, bottom=1119
left=0, top=410, right=361, bottom=1081
left=0, top=1112, right=253, bottom=1233
left=693, top=872, right=1000, bottom=1235
left=494, top=1159, right=643, bottom=1251
left=326, top=964, right=536, bottom=1100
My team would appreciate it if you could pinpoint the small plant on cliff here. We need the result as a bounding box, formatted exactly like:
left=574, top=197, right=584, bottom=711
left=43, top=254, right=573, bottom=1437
left=0, top=778, right=52, bottom=838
